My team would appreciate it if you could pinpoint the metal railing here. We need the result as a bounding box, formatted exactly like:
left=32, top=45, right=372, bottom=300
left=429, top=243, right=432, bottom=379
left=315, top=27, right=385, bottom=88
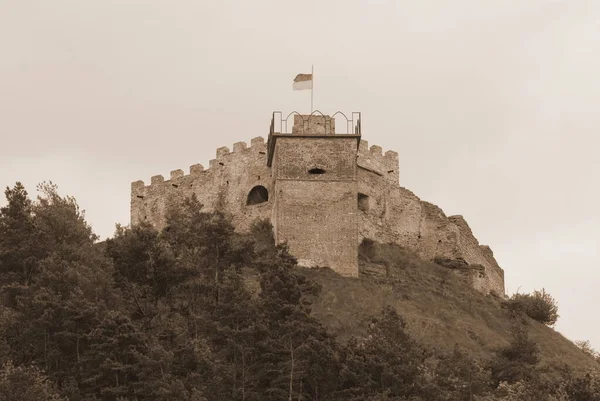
left=269, top=111, right=361, bottom=135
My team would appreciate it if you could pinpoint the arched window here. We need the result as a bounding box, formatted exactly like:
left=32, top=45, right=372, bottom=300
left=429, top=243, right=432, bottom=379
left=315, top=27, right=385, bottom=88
left=247, top=185, right=269, bottom=205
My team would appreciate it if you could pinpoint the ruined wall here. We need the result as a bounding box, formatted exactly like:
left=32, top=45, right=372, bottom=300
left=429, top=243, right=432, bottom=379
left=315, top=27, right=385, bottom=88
left=447, top=215, right=505, bottom=294
left=272, top=135, right=359, bottom=277
left=357, top=139, right=400, bottom=184
left=131, top=136, right=273, bottom=233
left=355, top=142, right=505, bottom=295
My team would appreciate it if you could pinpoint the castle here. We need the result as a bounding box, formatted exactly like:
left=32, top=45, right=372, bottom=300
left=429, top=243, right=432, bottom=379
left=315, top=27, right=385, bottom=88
left=131, top=112, right=505, bottom=295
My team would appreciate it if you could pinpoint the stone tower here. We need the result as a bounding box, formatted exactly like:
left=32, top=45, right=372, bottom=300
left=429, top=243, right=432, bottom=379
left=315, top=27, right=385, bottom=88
left=267, top=114, right=360, bottom=276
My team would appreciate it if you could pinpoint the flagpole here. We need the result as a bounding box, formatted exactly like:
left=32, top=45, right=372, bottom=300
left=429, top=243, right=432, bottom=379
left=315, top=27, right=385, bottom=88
left=311, top=64, right=314, bottom=113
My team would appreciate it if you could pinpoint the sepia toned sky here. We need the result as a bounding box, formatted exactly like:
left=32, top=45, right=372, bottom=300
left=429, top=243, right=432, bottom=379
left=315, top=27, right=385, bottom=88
left=1, top=0, right=599, bottom=349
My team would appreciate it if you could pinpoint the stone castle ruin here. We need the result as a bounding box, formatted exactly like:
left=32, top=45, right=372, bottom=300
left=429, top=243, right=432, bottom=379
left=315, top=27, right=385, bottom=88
left=131, top=112, right=505, bottom=295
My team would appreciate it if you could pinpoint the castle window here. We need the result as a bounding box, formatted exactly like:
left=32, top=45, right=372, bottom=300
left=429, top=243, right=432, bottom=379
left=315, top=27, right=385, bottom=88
left=308, top=168, right=326, bottom=175
left=358, top=193, right=369, bottom=212
left=247, top=185, right=269, bottom=205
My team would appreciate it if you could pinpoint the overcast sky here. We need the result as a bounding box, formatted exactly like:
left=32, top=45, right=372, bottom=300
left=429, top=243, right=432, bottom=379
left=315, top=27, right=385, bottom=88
left=1, top=0, right=598, bottom=350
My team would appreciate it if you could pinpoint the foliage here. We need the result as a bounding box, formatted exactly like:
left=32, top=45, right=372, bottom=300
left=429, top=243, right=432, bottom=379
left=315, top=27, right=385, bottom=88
left=575, top=340, right=600, bottom=361
left=0, top=361, right=66, bottom=401
left=564, top=371, right=600, bottom=401
left=334, top=306, right=433, bottom=400
left=504, top=288, right=559, bottom=326
left=433, top=345, right=491, bottom=401
left=490, top=322, right=540, bottom=386
left=0, top=182, right=598, bottom=401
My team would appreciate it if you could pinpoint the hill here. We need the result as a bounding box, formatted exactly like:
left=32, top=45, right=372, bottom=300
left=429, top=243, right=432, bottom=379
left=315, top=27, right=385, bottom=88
left=300, top=241, right=599, bottom=378
left=2, top=182, right=599, bottom=400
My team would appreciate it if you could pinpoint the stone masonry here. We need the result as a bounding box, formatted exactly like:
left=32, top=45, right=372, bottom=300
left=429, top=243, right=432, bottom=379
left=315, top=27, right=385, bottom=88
left=131, top=113, right=505, bottom=295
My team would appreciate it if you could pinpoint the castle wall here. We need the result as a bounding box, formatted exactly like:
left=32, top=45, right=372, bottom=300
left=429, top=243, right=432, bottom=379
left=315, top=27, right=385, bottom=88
left=272, top=135, right=359, bottom=277
left=447, top=216, right=505, bottom=294
left=130, top=136, right=274, bottom=233
left=130, top=123, right=505, bottom=295
left=356, top=156, right=505, bottom=295
left=357, top=139, right=400, bottom=185
left=275, top=180, right=358, bottom=276
left=273, top=136, right=357, bottom=180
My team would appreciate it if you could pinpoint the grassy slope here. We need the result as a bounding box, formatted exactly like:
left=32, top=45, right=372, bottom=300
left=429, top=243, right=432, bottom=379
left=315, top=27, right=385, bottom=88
left=298, top=242, right=598, bottom=376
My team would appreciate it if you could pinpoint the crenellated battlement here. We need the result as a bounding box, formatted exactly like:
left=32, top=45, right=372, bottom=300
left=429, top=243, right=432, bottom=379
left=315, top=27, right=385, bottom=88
left=131, top=136, right=267, bottom=193
left=357, top=139, right=400, bottom=184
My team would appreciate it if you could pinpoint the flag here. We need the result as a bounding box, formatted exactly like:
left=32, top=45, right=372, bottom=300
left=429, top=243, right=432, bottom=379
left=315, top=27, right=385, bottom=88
left=293, top=73, right=313, bottom=90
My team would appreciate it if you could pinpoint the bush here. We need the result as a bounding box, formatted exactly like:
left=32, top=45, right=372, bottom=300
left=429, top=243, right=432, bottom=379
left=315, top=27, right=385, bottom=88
left=574, top=340, right=599, bottom=360
left=490, top=322, right=540, bottom=386
left=505, top=288, right=559, bottom=326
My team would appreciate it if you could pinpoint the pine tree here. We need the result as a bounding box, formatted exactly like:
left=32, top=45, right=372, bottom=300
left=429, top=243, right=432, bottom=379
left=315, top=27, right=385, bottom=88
left=335, top=306, right=430, bottom=400
left=0, top=182, right=36, bottom=286
left=1, top=182, right=115, bottom=398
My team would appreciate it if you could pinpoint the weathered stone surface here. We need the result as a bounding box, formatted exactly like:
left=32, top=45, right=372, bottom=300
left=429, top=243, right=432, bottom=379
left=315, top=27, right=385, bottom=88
left=130, top=135, right=272, bottom=233
left=170, top=169, right=184, bottom=180
left=131, top=113, right=505, bottom=295
left=292, top=114, right=335, bottom=135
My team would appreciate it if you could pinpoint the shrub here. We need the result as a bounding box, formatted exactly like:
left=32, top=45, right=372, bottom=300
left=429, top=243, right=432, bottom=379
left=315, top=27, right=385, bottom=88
left=490, top=323, right=540, bottom=385
left=505, top=288, right=559, bottom=326
left=574, top=340, right=599, bottom=359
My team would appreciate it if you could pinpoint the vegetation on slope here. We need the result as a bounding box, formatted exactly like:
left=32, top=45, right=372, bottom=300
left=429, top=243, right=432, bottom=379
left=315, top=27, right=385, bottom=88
left=505, top=289, right=559, bottom=326
left=0, top=182, right=599, bottom=400
left=305, top=240, right=599, bottom=376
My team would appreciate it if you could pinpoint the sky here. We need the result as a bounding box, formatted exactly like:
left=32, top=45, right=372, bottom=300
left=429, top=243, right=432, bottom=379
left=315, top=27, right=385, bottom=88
left=1, top=0, right=598, bottom=350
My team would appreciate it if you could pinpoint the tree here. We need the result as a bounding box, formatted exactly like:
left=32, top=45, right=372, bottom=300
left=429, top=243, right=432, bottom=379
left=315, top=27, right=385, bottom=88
left=0, top=182, right=115, bottom=398
left=0, top=183, right=36, bottom=286
left=335, top=306, right=430, bottom=400
left=224, top=220, right=341, bottom=401
left=0, top=361, right=66, bottom=401
left=434, top=345, right=491, bottom=401
left=490, top=322, right=540, bottom=386
left=106, top=223, right=179, bottom=325
left=81, top=311, right=147, bottom=400
left=33, top=182, right=98, bottom=252
left=160, top=195, right=250, bottom=306
left=208, top=268, right=263, bottom=401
